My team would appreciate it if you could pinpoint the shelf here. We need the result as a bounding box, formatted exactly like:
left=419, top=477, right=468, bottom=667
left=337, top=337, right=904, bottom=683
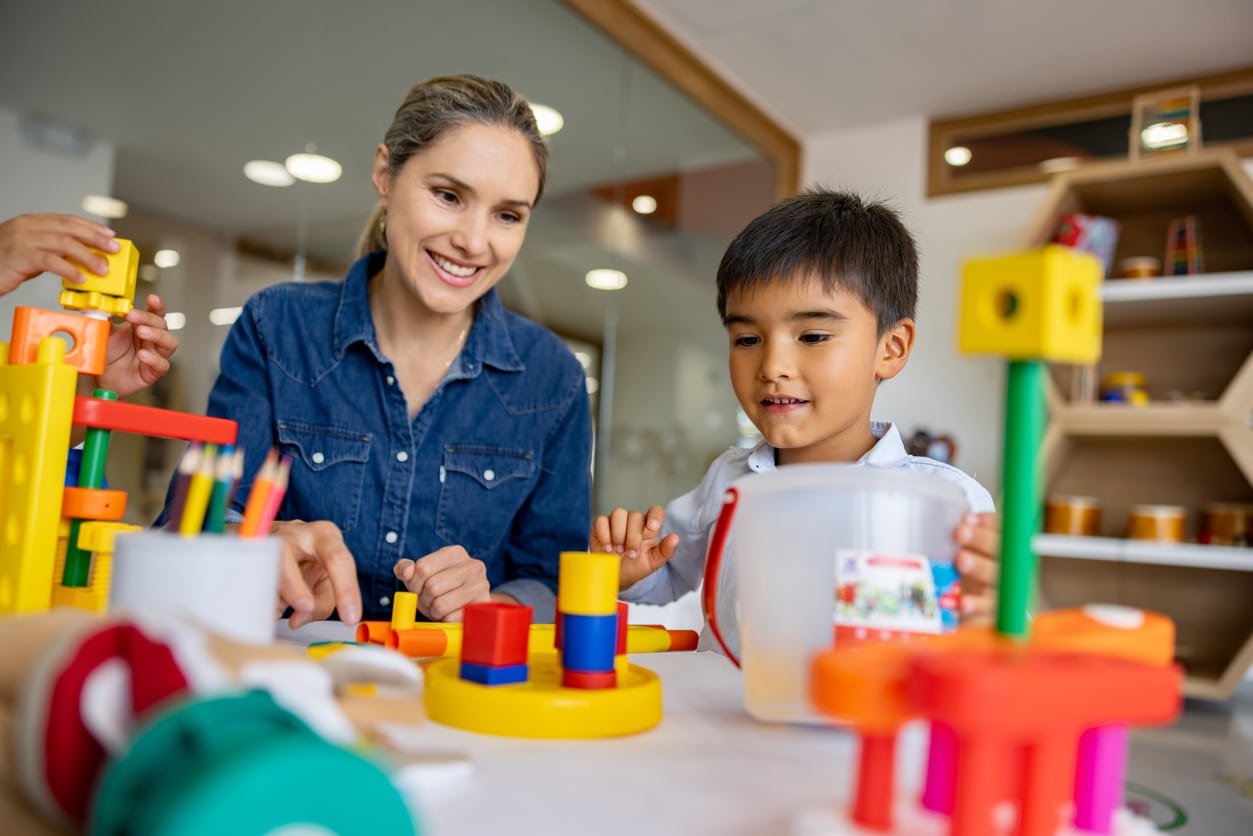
left=1050, top=402, right=1225, bottom=436
left=1101, top=271, right=1253, bottom=327
left=1034, top=533, right=1253, bottom=571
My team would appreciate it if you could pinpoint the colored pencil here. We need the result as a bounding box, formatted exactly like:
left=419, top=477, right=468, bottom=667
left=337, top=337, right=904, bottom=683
left=178, top=443, right=218, bottom=536
left=239, top=449, right=279, bottom=537
left=254, top=454, right=291, bottom=535
left=164, top=442, right=202, bottom=532
left=204, top=446, right=239, bottom=534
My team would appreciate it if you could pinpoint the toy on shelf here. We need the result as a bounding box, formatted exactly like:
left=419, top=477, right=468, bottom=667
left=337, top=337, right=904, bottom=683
left=805, top=245, right=1182, bottom=835
left=422, top=552, right=664, bottom=738
left=0, top=240, right=237, bottom=618
left=1164, top=215, right=1203, bottom=276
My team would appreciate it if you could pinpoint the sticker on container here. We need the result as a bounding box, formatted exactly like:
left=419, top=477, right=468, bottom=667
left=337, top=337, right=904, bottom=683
left=834, top=550, right=961, bottom=643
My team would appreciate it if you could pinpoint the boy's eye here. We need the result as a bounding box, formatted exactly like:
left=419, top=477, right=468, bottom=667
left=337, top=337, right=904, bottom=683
left=732, top=334, right=760, bottom=347
left=800, top=333, right=831, bottom=344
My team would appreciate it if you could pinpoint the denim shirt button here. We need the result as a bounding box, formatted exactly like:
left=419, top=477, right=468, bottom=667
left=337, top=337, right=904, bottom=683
left=386, top=375, right=395, bottom=385
left=385, top=531, right=398, bottom=544
left=379, top=595, right=391, bottom=607
left=396, top=451, right=409, bottom=463
left=311, top=451, right=325, bottom=464
left=483, top=469, right=495, bottom=482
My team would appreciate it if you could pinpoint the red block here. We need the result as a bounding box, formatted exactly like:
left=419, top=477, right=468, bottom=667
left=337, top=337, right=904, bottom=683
left=461, top=602, right=533, bottom=666
left=73, top=396, right=237, bottom=445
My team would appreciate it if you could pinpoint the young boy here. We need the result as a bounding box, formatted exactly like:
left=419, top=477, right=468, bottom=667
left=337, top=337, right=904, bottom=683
left=592, top=190, right=1000, bottom=653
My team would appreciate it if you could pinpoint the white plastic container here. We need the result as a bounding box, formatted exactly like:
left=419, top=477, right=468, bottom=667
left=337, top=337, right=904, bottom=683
left=110, top=530, right=282, bottom=645
left=703, top=463, right=969, bottom=724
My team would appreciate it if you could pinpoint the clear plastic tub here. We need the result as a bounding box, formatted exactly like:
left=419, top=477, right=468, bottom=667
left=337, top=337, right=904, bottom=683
left=703, top=463, right=969, bottom=724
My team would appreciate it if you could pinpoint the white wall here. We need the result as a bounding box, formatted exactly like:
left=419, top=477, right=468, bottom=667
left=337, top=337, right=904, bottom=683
left=801, top=116, right=1051, bottom=499
left=0, top=106, right=115, bottom=329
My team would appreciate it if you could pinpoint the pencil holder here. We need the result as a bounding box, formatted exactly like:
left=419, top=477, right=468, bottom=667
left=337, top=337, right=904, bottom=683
left=109, top=530, right=282, bottom=645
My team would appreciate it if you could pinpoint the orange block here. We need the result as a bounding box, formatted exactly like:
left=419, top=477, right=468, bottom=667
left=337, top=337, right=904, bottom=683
left=61, top=487, right=128, bottom=521
left=8, top=307, right=110, bottom=375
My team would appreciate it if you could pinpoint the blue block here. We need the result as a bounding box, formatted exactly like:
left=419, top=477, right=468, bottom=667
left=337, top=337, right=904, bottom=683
left=560, top=612, right=616, bottom=672
left=459, top=661, right=528, bottom=686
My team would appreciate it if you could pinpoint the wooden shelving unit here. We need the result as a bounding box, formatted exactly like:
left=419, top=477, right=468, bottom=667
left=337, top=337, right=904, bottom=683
left=1024, top=149, right=1253, bottom=699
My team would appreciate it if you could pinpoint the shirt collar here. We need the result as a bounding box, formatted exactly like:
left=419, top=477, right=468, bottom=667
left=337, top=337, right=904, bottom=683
left=332, top=251, right=524, bottom=374
left=745, top=420, right=908, bottom=472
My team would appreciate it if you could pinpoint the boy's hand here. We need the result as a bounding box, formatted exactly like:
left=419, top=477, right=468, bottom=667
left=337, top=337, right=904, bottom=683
left=954, top=512, right=999, bottom=624
left=0, top=212, right=119, bottom=295
left=90, top=293, right=179, bottom=399
left=590, top=505, right=680, bottom=590
left=393, top=545, right=492, bottom=622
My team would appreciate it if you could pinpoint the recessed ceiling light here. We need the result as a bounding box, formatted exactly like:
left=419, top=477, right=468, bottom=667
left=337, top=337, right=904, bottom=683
left=585, top=268, right=627, bottom=291
left=164, top=312, right=186, bottom=331
left=944, top=146, right=972, bottom=167
left=530, top=103, right=564, bottom=136
left=81, top=195, right=129, bottom=219
left=153, top=249, right=180, bottom=268
left=631, top=195, right=658, bottom=215
left=209, top=306, right=243, bottom=326
left=1141, top=122, right=1189, bottom=150
left=244, top=160, right=294, bottom=187
left=1039, top=156, right=1082, bottom=174
left=285, top=152, right=342, bottom=183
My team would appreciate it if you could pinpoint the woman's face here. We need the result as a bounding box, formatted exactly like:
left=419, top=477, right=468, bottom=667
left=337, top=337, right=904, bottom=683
left=372, top=122, right=540, bottom=315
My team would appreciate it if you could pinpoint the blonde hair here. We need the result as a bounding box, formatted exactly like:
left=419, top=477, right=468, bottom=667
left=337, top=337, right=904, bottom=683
left=357, top=74, right=549, bottom=257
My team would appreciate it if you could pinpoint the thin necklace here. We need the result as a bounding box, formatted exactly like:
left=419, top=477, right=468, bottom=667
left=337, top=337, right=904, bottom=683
left=443, top=325, right=469, bottom=371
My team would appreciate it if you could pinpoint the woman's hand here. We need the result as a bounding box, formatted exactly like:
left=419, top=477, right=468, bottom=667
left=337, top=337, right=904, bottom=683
left=393, top=545, right=492, bottom=622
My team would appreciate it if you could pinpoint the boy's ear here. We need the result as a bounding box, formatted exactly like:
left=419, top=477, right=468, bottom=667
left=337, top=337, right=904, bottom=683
left=875, top=318, right=915, bottom=381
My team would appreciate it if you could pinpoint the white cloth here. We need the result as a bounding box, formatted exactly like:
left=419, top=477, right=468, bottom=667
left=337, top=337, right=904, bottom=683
left=618, top=421, right=996, bottom=652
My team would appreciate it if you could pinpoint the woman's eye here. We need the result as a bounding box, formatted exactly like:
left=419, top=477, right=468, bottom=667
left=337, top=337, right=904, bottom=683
left=498, top=211, right=522, bottom=224
left=434, top=188, right=459, bottom=204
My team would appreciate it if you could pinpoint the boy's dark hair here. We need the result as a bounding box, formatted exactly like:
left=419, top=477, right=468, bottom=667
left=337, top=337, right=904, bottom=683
left=715, top=189, right=918, bottom=335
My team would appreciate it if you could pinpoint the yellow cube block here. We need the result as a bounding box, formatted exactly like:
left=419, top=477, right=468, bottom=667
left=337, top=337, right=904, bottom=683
left=61, top=238, right=139, bottom=312
left=958, top=245, right=1103, bottom=363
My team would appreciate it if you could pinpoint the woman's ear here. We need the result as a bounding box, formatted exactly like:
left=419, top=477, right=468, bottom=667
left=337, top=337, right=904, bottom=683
left=371, top=145, right=391, bottom=205
left=875, top=318, right=916, bottom=381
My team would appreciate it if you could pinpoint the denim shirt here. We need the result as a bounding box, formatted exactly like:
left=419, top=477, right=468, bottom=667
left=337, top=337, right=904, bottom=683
left=179, top=251, right=592, bottom=622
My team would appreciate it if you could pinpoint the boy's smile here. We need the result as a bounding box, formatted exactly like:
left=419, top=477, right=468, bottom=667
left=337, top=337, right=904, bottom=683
left=723, top=274, right=914, bottom=466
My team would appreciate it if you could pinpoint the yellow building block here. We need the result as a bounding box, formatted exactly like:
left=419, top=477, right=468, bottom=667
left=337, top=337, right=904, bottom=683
left=0, top=337, right=77, bottom=614
left=558, top=551, right=619, bottom=616
left=59, top=238, right=139, bottom=316
left=958, top=245, right=1103, bottom=363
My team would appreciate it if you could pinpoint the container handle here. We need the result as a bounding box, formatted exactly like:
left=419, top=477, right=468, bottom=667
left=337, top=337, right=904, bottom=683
left=702, top=487, right=740, bottom=666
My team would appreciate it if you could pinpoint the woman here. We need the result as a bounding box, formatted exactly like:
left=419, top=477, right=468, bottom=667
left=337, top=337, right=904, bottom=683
left=187, top=75, right=592, bottom=627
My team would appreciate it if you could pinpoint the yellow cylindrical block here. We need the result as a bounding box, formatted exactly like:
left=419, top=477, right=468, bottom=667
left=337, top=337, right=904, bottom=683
left=558, top=551, right=620, bottom=615
left=391, top=590, right=418, bottom=630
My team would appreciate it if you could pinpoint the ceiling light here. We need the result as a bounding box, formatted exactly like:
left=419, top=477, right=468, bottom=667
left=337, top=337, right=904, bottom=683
left=585, top=377, right=600, bottom=395
left=164, top=312, right=186, bottom=331
left=944, top=146, right=972, bottom=167
left=285, top=152, right=342, bottom=183
left=631, top=195, right=658, bottom=215
left=1141, top=122, right=1189, bottom=150
left=530, top=103, right=564, bottom=136
left=81, top=195, right=128, bottom=219
left=153, top=249, right=180, bottom=268
left=244, top=160, right=294, bottom=187
left=209, top=306, right=243, bottom=326
left=138, top=264, right=159, bottom=282
left=1038, top=156, right=1082, bottom=174
left=585, top=268, right=627, bottom=291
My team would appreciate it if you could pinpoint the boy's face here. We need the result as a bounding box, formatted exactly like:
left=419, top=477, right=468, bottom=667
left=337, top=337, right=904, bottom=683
left=723, top=274, right=914, bottom=466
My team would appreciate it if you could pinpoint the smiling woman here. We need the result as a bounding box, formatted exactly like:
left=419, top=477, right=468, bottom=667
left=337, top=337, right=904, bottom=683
left=158, top=75, right=593, bottom=630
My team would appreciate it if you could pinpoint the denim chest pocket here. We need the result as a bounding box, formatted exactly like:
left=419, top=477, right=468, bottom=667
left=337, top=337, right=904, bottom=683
left=436, top=446, right=536, bottom=556
left=277, top=422, right=371, bottom=533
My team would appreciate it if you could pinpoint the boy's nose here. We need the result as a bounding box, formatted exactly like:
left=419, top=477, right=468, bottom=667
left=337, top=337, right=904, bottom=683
left=757, top=342, right=795, bottom=380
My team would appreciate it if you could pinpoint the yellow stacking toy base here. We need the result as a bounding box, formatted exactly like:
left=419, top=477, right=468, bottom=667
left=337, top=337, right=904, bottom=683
left=424, top=656, right=662, bottom=739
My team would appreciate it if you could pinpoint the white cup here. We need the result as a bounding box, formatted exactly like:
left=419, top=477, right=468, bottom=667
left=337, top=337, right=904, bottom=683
left=109, top=530, right=282, bottom=645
